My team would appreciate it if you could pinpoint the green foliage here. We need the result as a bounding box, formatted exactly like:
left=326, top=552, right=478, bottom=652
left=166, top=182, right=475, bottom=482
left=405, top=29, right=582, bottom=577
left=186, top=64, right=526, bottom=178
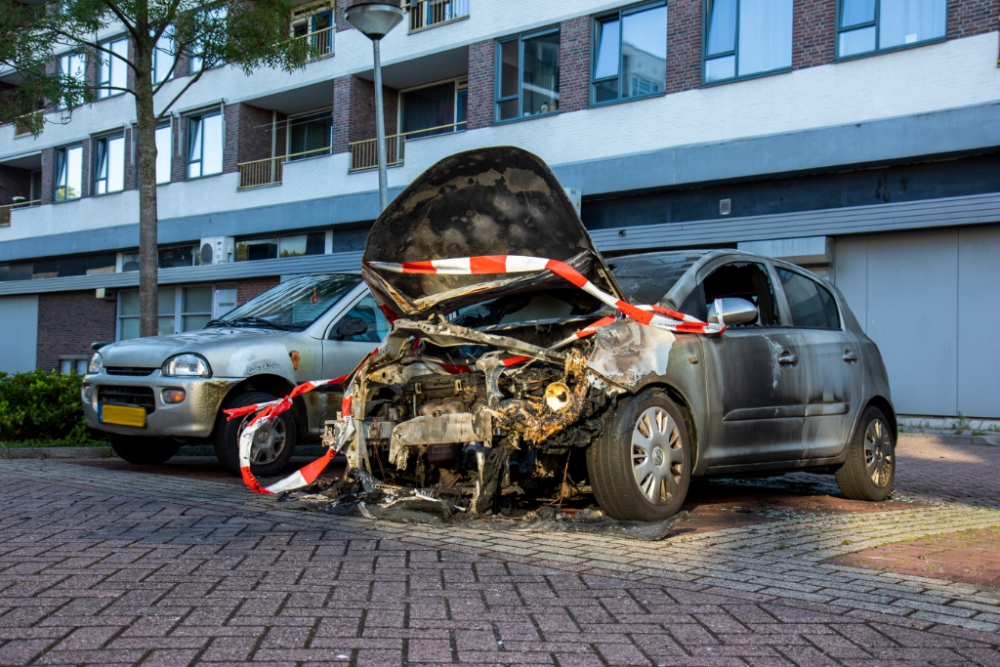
left=0, top=369, right=103, bottom=444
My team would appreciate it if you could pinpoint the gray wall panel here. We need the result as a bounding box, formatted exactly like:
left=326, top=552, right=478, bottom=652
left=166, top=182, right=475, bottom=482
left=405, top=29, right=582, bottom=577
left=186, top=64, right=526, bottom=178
left=0, top=295, right=38, bottom=373
left=957, top=225, right=1000, bottom=418
left=832, top=236, right=868, bottom=332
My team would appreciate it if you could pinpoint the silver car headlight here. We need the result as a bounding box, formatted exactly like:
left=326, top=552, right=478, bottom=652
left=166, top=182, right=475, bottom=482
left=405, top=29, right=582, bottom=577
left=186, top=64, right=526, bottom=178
left=162, top=353, right=212, bottom=378
left=87, top=352, right=104, bottom=375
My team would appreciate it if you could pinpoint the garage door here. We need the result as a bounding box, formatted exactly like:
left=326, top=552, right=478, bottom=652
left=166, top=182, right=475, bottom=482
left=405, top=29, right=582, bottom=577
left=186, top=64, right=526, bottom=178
left=0, top=295, right=39, bottom=374
left=834, top=225, right=1000, bottom=418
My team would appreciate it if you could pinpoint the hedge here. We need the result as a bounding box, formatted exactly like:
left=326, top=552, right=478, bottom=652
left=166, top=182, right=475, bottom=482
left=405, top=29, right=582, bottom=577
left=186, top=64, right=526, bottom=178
left=0, top=369, right=103, bottom=444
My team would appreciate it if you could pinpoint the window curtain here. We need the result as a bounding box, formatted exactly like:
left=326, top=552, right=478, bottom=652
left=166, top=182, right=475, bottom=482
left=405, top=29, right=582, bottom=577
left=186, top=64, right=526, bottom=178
left=879, top=0, right=946, bottom=49
left=738, top=0, right=792, bottom=76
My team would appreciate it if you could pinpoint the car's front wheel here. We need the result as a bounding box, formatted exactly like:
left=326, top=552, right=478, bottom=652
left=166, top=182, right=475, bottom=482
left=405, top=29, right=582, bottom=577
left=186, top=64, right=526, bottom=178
left=587, top=389, right=691, bottom=521
left=109, top=434, right=180, bottom=465
left=214, top=391, right=296, bottom=477
left=835, top=406, right=895, bottom=501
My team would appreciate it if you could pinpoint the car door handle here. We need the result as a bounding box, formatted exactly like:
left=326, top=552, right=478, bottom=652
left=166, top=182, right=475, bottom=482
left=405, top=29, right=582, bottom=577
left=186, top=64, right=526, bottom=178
left=778, top=352, right=798, bottom=365
left=843, top=350, right=858, bottom=362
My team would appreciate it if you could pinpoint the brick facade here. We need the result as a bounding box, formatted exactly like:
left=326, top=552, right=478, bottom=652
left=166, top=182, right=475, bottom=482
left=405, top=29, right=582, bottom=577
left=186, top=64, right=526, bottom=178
left=170, top=115, right=185, bottom=183
left=948, top=0, right=1000, bottom=39
left=332, top=76, right=398, bottom=154
left=35, top=291, right=117, bottom=372
left=558, top=16, right=591, bottom=114
left=466, top=40, right=495, bottom=130
left=236, top=104, right=283, bottom=165
left=40, top=148, right=54, bottom=205
left=792, top=0, right=837, bottom=69
left=667, top=0, right=702, bottom=94
left=237, top=277, right=281, bottom=306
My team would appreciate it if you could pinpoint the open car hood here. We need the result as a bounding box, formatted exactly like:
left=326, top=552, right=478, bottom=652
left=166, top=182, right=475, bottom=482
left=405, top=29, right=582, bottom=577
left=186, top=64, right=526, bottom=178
left=362, top=146, right=624, bottom=318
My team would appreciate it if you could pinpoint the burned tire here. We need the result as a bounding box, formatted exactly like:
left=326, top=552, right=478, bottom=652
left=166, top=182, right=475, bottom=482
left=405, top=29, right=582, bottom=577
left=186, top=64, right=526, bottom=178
left=109, top=434, right=180, bottom=465
left=587, top=389, right=691, bottom=521
left=835, top=406, right=895, bottom=501
left=214, top=391, right=296, bottom=477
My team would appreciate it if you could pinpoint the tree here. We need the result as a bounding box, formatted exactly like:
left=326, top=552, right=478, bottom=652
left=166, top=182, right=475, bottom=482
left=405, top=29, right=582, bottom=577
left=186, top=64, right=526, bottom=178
left=0, top=0, right=310, bottom=336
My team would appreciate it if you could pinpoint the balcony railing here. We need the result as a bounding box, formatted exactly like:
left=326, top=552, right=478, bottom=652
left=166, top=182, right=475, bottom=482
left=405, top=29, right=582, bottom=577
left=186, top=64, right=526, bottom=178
left=407, top=0, right=469, bottom=32
left=237, top=146, right=332, bottom=189
left=291, top=25, right=335, bottom=62
left=348, top=121, right=466, bottom=172
left=0, top=200, right=41, bottom=227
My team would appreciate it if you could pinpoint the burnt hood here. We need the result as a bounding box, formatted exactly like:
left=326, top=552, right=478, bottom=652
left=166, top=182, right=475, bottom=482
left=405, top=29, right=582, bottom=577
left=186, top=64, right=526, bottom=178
left=362, top=146, right=623, bottom=318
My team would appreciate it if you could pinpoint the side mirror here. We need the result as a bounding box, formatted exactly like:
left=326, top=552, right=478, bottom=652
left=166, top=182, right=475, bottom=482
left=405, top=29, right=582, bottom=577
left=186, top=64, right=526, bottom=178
left=333, top=317, right=369, bottom=339
left=707, top=298, right=758, bottom=326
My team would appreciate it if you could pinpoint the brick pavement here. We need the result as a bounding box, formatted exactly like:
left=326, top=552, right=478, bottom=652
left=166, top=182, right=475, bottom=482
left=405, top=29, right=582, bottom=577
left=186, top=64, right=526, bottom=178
left=0, top=438, right=998, bottom=665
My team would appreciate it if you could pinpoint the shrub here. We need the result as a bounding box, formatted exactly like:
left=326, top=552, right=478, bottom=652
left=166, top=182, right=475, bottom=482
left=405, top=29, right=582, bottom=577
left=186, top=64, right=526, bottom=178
left=0, top=369, right=103, bottom=444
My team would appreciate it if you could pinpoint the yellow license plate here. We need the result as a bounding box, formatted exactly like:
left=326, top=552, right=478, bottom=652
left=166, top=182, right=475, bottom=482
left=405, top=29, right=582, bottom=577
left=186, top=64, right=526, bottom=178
left=101, top=404, right=147, bottom=428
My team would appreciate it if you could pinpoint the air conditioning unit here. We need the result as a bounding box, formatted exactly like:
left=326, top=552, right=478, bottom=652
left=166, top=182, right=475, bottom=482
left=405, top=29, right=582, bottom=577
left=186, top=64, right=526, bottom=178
left=199, top=237, right=235, bottom=265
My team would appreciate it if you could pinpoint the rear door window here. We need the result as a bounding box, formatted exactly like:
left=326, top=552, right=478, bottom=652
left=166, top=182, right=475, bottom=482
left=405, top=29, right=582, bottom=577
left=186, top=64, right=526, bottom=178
left=776, top=268, right=840, bottom=329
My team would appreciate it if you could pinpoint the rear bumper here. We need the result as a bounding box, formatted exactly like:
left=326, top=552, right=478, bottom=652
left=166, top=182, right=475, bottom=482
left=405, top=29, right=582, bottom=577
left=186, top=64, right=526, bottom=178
left=82, top=372, right=240, bottom=439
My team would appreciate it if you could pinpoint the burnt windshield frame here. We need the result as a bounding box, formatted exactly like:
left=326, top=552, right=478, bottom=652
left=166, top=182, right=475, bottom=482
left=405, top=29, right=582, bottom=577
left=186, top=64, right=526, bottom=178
left=217, top=274, right=362, bottom=331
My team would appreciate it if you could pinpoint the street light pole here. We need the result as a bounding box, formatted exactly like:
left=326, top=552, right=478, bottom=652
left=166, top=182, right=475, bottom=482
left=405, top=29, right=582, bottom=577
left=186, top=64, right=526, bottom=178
left=345, top=2, right=405, bottom=213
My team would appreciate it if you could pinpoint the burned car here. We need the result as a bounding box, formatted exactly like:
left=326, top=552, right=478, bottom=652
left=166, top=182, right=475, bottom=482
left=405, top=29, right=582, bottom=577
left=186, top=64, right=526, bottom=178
left=267, top=147, right=897, bottom=521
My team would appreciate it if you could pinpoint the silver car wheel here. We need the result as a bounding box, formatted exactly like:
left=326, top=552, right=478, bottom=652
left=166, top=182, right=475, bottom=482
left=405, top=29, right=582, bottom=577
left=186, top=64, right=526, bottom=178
left=631, top=406, right=683, bottom=504
left=240, top=415, right=287, bottom=466
left=864, top=418, right=893, bottom=488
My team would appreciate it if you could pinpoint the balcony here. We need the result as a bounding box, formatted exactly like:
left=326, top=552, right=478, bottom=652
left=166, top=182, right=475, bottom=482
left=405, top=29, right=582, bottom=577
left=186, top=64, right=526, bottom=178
left=407, top=0, right=469, bottom=32
left=0, top=200, right=40, bottom=227
left=348, top=121, right=465, bottom=172
left=290, top=25, right=335, bottom=62
left=237, top=146, right=332, bottom=189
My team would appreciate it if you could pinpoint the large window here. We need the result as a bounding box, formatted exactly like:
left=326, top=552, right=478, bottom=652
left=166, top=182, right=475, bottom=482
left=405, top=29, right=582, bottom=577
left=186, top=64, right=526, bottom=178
left=55, top=145, right=83, bottom=202
left=703, top=0, right=792, bottom=83
left=287, top=109, right=333, bottom=159
left=118, top=286, right=215, bottom=340
left=496, top=29, right=560, bottom=122
left=153, top=31, right=175, bottom=84
left=56, top=52, right=86, bottom=110
left=186, top=112, right=223, bottom=179
left=838, top=0, right=947, bottom=58
left=93, top=134, right=125, bottom=194
left=155, top=124, right=172, bottom=184
left=235, top=232, right=325, bottom=261
left=189, top=6, right=227, bottom=73
left=399, top=78, right=467, bottom=139
left=97, top=36, right=129, bottom=99
left=592, top=2, right=667, bottom=104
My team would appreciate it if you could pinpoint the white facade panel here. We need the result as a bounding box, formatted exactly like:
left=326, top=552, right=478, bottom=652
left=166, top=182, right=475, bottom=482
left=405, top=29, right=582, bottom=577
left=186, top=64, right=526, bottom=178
left=0, top=295, right=38, bottom=373
left=956, top=225, right=1000, bottom=418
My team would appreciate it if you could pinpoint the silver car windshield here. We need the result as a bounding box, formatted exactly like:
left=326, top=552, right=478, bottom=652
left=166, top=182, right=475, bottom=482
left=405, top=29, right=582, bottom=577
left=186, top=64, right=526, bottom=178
left=609, top=252, right=707, bottom=304
left=214, top=274, right=362, bottom=332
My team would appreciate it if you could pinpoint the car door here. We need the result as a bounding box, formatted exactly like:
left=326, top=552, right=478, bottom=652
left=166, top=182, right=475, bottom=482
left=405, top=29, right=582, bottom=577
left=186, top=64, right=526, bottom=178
left=774, top=266, right=863, bottom=460
left=321, top=291, right=389, bottom=382
left=695, top=259, right=808, bottom=467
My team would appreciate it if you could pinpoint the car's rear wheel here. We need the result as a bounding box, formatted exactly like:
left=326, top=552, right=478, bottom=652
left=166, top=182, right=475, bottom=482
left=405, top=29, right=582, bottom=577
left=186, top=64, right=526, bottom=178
left=587, top=389, right=691, bottom=521
left=109, top=434, right=180, bottom=465
left=214, top=391, right=296, bottom=477
left=835, top=406, right=895, bottom=501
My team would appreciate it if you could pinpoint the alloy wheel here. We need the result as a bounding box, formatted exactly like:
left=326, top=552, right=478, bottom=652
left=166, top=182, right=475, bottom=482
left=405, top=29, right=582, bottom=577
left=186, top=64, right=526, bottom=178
left=864, top=418, right=893, bottom=488
left=240, top=415, right=287, bottom=465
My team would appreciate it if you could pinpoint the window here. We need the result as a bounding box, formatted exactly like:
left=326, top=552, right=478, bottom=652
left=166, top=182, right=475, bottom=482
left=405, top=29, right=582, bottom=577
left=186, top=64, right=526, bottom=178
left=55, top=145, right=83, bottom=201
left=93, top=135, right=125, bottom=194
left=838, top=0, right=946, bottom=58
left=189, top=6, right=227, bottom=73
left=776, top=268, right=840, bottom=329
left=153, top=31, right=175, bottom=84
left=56, top=52, right=86, bottom=110
left=186, top=112, right=223, bottom=178
left=155, top=124, right=171, bottom=184
left=287, top=109, right=333, bottom=159
left=118, top=286, right=214, bottom=340
left=291, top=7, right=334, bottom=58
left=704, top=0, right=792, bottom=83
left=496, top=29, right=560, bottom=122
left=235, top=233, right=325, bottom=261
left=400, top=78, right=467, bottom=139
left=335, top=294, right=391, bottom=342
left=592, top=2, right=667, bottom=104
left=700, top=262, right=779, bottom=326
left=98, top=37, right=129, bottom=99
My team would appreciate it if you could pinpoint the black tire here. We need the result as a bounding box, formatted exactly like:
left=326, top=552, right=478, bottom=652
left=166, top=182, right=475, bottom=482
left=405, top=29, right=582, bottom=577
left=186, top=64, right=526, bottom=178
left=835, top=406, right=895, bottom=501
left=214, top=391, right=296, bottom=477
left=109, top=433, right=180, bottom=465
left=587, top=389, right=692, bottom=521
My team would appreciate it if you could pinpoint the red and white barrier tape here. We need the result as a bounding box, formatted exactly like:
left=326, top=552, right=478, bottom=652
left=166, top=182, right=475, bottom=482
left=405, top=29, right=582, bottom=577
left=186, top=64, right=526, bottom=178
left=233, top=254, right=724, bottom=495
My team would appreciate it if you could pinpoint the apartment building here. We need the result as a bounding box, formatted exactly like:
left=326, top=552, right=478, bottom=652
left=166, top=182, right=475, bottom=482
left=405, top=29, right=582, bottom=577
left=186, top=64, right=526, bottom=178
left=0, top=0, right=997, bottom=419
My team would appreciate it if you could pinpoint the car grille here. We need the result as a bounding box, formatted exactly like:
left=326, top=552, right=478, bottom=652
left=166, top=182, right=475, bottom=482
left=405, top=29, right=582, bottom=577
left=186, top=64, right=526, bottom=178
left=99, top=386, right=156, bottom=413
left=106, top=366, right=157, bottom=376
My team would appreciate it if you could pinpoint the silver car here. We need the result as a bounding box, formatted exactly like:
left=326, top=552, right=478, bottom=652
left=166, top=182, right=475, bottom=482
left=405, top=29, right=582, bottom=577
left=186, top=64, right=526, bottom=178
left=324, top=146, right=897, bottom=521
left=83, top=274, right=384, bottom=475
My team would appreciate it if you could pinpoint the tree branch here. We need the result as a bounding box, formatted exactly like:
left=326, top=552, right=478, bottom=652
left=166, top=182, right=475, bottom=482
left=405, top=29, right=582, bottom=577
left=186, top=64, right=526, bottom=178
left=154, top=67, right=205, bottom=120
left=49, top=28, right=138, bottom=72
left=152, top=53, right=181, bottom=96
left=100, top=0, right=141, bottom=43
left=151, top=0, right=184, bottom=42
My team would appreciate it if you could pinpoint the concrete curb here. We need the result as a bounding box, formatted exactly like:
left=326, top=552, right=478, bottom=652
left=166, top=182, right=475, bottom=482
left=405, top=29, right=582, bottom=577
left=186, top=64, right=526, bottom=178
left=0, top=446, right=113, bottom=459
left=898, top=432, right=1000, bottom=447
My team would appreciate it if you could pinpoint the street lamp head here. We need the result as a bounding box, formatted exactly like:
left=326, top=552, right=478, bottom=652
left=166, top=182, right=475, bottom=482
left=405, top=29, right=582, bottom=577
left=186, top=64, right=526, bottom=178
left=345, top=2, right=404, bottom=40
